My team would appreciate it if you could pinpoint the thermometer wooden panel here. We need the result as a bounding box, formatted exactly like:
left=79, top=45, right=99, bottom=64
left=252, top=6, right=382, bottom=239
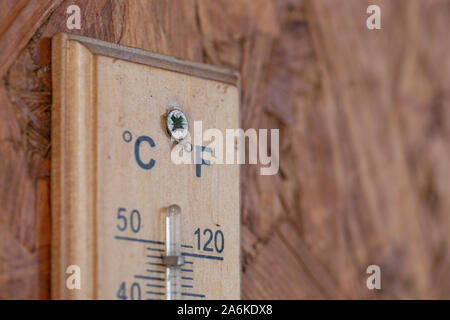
left=51, top=33, right=240, bottom=300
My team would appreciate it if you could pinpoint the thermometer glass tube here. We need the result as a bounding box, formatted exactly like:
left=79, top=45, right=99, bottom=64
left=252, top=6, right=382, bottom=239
left=165, top=204, right=183, bottom=300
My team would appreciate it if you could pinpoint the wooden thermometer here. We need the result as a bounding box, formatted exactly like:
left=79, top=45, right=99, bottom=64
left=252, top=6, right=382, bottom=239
left=51, top=33, right=240, bottom=300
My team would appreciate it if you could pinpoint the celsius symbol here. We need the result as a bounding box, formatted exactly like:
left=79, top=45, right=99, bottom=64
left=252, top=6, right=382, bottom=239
left=122, top=130, right=132, bottom=143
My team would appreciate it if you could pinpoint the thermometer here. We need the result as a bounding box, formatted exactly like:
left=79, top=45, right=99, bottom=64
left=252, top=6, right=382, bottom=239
left=51, top=33, right=240, bottom=300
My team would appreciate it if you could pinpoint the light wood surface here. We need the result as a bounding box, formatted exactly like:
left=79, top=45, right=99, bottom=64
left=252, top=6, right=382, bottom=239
left=51, top=33, right=240, bottom=299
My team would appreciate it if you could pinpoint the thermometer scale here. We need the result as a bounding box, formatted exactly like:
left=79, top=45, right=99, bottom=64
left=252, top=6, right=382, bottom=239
left=51, top=33, right=240, bottom=300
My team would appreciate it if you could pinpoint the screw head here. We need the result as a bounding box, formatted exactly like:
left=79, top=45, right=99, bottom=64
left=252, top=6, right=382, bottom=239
left=166, top=107, right=189, bottom=142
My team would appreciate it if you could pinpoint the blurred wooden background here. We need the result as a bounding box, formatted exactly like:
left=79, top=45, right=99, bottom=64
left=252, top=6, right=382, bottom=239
left=0, top=0, right=449, bottom=299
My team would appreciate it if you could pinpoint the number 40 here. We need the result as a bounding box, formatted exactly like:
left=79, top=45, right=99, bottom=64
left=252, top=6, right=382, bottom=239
left=117, top=281, right=141, bottom=300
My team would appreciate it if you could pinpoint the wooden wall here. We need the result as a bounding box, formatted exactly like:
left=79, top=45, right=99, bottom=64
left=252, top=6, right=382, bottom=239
left=1, top=0, right=449, bottom=299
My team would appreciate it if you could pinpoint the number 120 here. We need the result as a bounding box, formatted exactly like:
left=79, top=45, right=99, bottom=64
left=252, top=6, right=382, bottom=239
left=194, top=228, right=224, bottom=253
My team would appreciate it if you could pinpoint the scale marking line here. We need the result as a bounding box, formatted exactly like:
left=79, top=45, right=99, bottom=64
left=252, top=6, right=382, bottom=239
left=182, top=277, right=193, bottom=281
left=146, top=291, right=165, bottom=296
left=135, top=275, right=165, bottom=282
left=147, top=255, right=163, bottom=259
left=147, top=269, right=165, bottom=274
left=146, top=284, right=165, bottom=288
left=182, top=252, right=224, bottom=261
left=182, top=285, right=193, bottom=288
left=147, top=262, right=165, bottom=267
left=182, top=293, right=205, bottom=298
left=146, top=247, right=165, bottom=252
left=181, top=268, right=193, bottom=272
left=115, top=235, right=192, bottom=249
left=114, top=235, right=164, bottom=245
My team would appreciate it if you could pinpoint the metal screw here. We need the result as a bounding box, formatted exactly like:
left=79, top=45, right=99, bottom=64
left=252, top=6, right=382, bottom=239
left=166, top=107, right=189, bottom=142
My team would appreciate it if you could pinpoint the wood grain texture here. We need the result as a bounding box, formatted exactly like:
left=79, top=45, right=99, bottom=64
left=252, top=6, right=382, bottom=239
left=0, top=0, right=63, bottom=78
left=1, top=0, right=449, bottom=299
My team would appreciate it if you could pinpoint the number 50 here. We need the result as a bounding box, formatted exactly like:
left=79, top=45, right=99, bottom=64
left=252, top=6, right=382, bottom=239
left=116, top=207, right=141, bottom=233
